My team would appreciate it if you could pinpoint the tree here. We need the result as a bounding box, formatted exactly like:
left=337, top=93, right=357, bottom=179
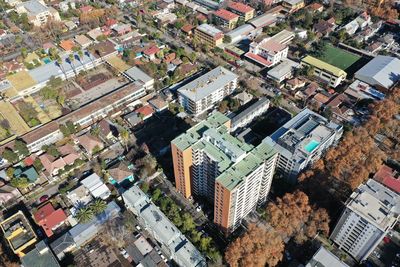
left=6, top=167, right=15, bottom=179
left=2, top=148, right=18, bottom=163
left=33, top=158, right=44, bottom=171
left=119, top=128, right=130, bottom=151
left=225, top=224, right=284, bottom=267
left=75, top=206, right=94, bottom=223
left=181, top=213, right=196, bottom=233
left=14, top=139, right=29, bottom=157
left=43, top=144, right=60, bottom=158
left=10, top=177, right=30, bottom=189
left=140, top=182, right=150, bottom=193
left=90, top=199, right=107, bottom=215
left=152, top=188, right=162, bottom=202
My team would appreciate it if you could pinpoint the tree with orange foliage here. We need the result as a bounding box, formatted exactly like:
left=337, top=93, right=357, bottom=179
left=267, top=190, right=330, bottom=244
left=225, top=224, right=284, bottom=267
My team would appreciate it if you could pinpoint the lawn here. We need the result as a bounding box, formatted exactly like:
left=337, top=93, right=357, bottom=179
left=317, top=45, right=361, bottom=71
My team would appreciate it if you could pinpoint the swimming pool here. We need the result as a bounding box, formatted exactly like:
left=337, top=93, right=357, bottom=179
left=42, top=57, right=51, bottom=64
left=304, top=140, right=320, bottom=153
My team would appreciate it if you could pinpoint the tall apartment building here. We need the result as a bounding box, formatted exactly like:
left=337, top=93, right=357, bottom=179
left=171, top=112, right=278, bottom=233
left=194, top=24, right=224, bottom=48
left=177, top=66, right=238, bottom=116
left=227, top=1, right=255, bottom=22
left=264, top=109, right=342, bottom=183
left=212, top=9, right=239, bottom=30
left=330, top=179, right=400, bottom=262
left=245, top=30, right=294, bottom=67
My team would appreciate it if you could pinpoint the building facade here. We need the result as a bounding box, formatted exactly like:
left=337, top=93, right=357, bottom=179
left=171, top=112, right=277, bottom=234
left=301, top=56, right=347, bottom=88
left=330, top=179, right=400, bottom=262
left=177, top=66, right=238, bottom=115
left=212, top=9, right=239, bottom=29
left=16, top=0, right=60, bottom=26
left=227, top=1, right=255, bottom=21
left=194, top=24, right=224, bottom=48
left=264, top=109, right=343, bottom=183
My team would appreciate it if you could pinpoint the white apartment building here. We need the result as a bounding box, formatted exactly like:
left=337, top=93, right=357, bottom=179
left=330, top=179, right=400, bottom=262
left=122, top=186, right=206, bottom=267
left=245, top=30, right=294, bottom=67
left=16, top=0, right=61, bottom=27
left=231, top=97, right=270, bottom=131
left=264, top=109, right=343, bottom=183
left=178, top=66, right=238, bottom=116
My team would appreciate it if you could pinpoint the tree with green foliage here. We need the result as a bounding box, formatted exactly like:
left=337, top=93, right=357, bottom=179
left=2, top=148, right=19, bottom=163
left=10, top=177, right=30, bottom=189
left=75, top=206, right=94, bottom=223
left=14, top=139, right=29, bottom=157
left=140, top=182, right=150, bottom=193
left=43, top=144, right=61, bottom=158
left=33, top=158, right=44, bottom=171
left=119, top=128, right=130, bottom=151
left=181, top=213, right=195, bottom=233
left=90, top=199, right=107, bottom=215
left=152, top=188, right=162, bottom=202
left=6, top=167, right=15, bottom=179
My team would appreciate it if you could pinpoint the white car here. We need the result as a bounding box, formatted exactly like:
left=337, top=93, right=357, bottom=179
left=135, top=225, right=141, bottom=231
left=119, top=248, right=129, bottom=259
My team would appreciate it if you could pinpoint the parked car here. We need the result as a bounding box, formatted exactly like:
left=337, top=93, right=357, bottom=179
left=39, top=195, right=49, bottom=203
left=119, top=248, right=129, bottom=259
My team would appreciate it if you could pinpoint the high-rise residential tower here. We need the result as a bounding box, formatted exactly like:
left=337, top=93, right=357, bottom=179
left=171, top=112, right=277, bottom=233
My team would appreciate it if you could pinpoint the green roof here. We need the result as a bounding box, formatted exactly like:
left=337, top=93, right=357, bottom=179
left=302, top=56, right=347, bottom=78
left=172, top=112, right=230, bottom=151
left=216, top=142, right=276, bottom=191
left=14, top=166, right=39, bottom=183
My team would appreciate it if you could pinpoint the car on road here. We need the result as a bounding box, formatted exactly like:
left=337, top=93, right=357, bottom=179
left=135, top=225, right=141, bottom=231
left=119, top=248, right=129, bottom=259
left=39, top=195, right=49, bottom=203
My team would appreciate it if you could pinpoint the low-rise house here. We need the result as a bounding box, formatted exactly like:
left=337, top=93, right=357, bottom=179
left=373, top=164, right=400, bottom=194
left=113, top=23, right=131, bottom=36
left=325, top=94, right=354, bottom=123
left=68, top=201, right=120, bottom=247
left=59, top=39, right=76, bottom=52
left=135, top=105, right=155, bottom=120
left=313, top=19, right=336, bottom=37
left=50, top=232, right=76, bottom=260
left=212, top=9, right=239, bottom=30
left=143, top=45, right=160, bottom=60
left=181, top=24, right=194, bottom=37
left=156, top=12, right=177, bottom=26
left=87, top=28, right=103, bottom=41
left=14, top=166, right=39, bottom=184
left=97, top=119, right=118, bottom=140
left=234, top=91, right=253, bottom=105
left=15, top=0, right=61, bottom=27
left=267, top=59, right=299, bottom=85
left=344, top=80, right=385, bottom=101
left=124, top=112, right=142, bottom=127
left=148, top=96, right=168, bottom=112
left=33, top=203, right=68, bottom=237
left=21, top=241, right=60, bottom=267
left=80, top=173, right=111, bottom=200
left=311, top=91, right=332, bottom=109
left=0, top=184, right=22, bottom=207
left=74, top=34, right=92, bottom=48
left=64, top=20, right=77, bottom=31
left=66, top=184, right=93, bottom=207
left=76, top=134, right=104, bottom=156
left=107, top=161, right=134, bottom=185
left=286, top=77, right=305, bottom=90
left=39, top=144, right=80, bottom=176
left=307, top=2, right=323, bottom=12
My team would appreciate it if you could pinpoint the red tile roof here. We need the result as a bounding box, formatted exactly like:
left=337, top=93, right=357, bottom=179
left=34, top=203, right=67, bottom=237
left=181, top=24, right=194, bottom=33
left=105, top=18, right=117, bottom=27
left=80, top=5, right=93, bottom=12
left=143, top=46, right=160, bottom=56
left=245, top=52, right=272, bottom=67
left=23, top=156, right=35, bottom=167
left=213, top=9, right=239, bottom=21
left=228, top=2, right=254, bottom=13
left=136, top=105, right=154, bottom=117
left=374, top=165, right=400, bottom=193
